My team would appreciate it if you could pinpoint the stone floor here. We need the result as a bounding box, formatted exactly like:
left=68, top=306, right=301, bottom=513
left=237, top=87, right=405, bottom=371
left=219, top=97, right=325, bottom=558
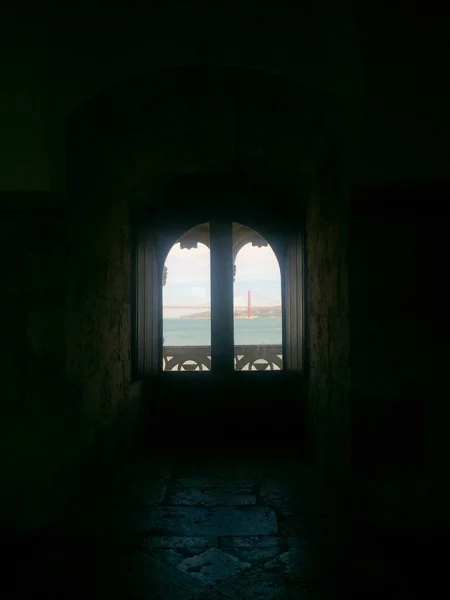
left=92, top=445, right=333, bottom=599
left=5, top=443, right=440, bottom=599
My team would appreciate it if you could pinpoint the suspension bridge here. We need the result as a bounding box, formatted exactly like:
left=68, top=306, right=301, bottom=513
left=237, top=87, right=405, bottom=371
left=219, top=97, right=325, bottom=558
left=163, top=290, right=280, bottom=318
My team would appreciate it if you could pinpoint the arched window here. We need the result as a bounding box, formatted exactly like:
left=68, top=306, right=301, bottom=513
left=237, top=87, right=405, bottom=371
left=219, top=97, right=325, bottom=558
left=233, top=223, right=283, bottom=370
left=133, top=217, right=304, bottom=376
left=162, top=224, right=211, bottom=371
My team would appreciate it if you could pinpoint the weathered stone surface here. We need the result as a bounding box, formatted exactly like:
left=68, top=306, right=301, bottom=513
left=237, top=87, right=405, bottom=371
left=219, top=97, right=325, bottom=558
left=216, top=562, right=298, bottom=599
left=149, top=548, right=197, bottom=566
left=307, top=181, right=350, bottom=470
left=145, top=537, right=219, bottom=567
left=168, top=480, right=256, bottom=506
left=113, top=506, right=278, bottom=536
left=177, top=548, right=251, bottom=586
left=144, top=536, right=218, bottom=550
left=216, top=549, right=320, bottom=597
left=221, top=535, right=289, bottom=564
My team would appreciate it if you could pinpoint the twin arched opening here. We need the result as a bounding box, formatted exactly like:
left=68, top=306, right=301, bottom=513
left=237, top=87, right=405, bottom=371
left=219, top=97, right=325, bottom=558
left=162, top=222, right=283, bottom=371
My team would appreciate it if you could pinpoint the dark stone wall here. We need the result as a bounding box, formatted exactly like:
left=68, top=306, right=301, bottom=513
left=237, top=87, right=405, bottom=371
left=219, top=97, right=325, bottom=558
left=64, top=164, right=136, bottom=479
left=306, top=147, right=351, bottom=471
left=1, top=199, right=65, bottom=427
left=65, top=196, right=131, bottom=425
left=349, top=182, right=449, bottom=530
left=0, top=194, right=73, bottom=530
left=0, top=191, right=138, bottom=533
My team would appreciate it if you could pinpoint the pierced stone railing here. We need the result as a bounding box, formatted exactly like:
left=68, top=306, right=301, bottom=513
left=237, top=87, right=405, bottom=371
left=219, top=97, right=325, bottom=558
left=163, top=345, right=283, bottom=371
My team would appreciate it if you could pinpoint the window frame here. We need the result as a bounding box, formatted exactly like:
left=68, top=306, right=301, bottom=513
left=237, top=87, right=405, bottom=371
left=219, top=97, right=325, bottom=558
left=132, top=209, right=305, bottom=379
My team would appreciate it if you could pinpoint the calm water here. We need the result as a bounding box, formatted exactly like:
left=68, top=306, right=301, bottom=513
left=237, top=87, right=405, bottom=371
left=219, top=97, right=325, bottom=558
left=163, top=317, right=282, bottom=346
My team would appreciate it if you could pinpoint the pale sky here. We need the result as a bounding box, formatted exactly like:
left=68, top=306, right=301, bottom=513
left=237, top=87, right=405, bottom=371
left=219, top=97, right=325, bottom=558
left=163, top=242, right=281, bottom=318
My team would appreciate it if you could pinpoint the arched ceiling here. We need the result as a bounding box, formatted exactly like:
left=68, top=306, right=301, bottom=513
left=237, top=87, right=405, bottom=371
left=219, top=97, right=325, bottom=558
left=67, top=66, right=342, bottom=208
left=3, top=0, right=364, bottom=193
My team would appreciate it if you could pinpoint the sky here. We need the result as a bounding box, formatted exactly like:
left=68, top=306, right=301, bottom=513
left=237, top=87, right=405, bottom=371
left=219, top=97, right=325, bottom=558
left=163, top=242, right=282, bottom=318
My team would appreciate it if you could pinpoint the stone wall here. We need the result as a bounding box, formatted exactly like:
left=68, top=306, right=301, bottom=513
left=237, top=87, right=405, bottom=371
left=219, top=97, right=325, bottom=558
left=1, top=199, right=65, bottom=427
left=349, top=182, right=449, bottom=531
left=0, top=187, right=137, bottom=533
left=349, top=190, right=423, bottom=468
left=306, top=146, right=351, bottom=472
left=65, top=148, right=134, bottom=471
left=0, top=194, right=78, bottom=531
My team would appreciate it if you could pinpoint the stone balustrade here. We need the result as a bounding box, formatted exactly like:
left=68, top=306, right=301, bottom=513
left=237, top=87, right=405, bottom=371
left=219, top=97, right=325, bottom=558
left=163, top=345, right=283, bottom=371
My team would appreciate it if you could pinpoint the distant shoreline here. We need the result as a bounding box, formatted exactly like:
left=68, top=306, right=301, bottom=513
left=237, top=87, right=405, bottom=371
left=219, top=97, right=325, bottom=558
left=162, top=316, right=283, bottom=320
left=176, top=308, right=282, bottom=319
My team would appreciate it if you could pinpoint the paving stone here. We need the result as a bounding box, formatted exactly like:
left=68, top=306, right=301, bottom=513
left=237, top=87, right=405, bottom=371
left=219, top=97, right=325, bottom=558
left=177, top=547, right=252, bottom=586
left=113, top=506, right=278, bottom=536
left=216, top=563, right=299, bottom=599
left=144, top=536, right=218, bottom=550
left=168, top=481, right=256, bottom=506
left=216, top=546, right=321, bottom=598
left=221, top=535, right=289, bottom=564
left=148, top=548, right=198, bottom=566
left=146, top=538, right=219, bottom=566
left=111, top=552, right=207, bottom=600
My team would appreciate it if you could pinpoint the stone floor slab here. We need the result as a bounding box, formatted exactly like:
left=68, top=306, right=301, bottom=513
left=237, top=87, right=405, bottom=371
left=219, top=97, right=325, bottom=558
left=216, top=563, right=299, bottom=599
left=146, top=538, right=219, bottom=567
left=221, top=535, right=289, bottom=565
left=148, top=548, right=203, bottom=566
left=168, top=481, right=256, bottom=506
left=113, top=506, right=278, bottom=536
left=144, top=536, right=218, bottom=550
left=216, top=546, right=320, bottom=598
left=177, top=547, right=252, bottom=586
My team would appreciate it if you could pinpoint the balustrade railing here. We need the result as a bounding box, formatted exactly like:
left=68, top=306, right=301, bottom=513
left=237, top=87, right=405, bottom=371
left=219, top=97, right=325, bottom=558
left=163, top=345, right=282, bottom=371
